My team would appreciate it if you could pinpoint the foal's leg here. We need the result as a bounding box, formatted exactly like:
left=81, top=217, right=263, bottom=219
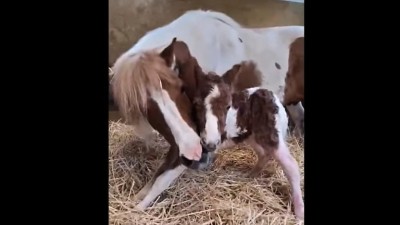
left=273, top=141, right=304, bottom=220
left=286, top=103, right=304, bottom=137
left=135, top=146, right=187, bottom=210
left=245, top=138, right=269, bottom=177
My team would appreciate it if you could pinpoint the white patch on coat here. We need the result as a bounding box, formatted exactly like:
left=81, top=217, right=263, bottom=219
left=225, top=107, right=240, bottom=138
left=150, top=88, right=201, bottom=160
left=136, top=165, right=187, bottom=210
left=201, top=85, right=222, bottom=145
left=273, top=93, right=289, bottom=140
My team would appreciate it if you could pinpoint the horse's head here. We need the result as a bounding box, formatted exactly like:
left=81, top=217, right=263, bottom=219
left=110, top=42, right=202, bottom=161
left=161, top=38, right=234, bottom=151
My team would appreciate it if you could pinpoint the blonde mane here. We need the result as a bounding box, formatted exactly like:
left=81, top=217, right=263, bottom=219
left=111, top=50, right=179, bottom=126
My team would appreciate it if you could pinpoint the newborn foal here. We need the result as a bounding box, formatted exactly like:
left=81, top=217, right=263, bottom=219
left=224, top=87, right=304, bottom=220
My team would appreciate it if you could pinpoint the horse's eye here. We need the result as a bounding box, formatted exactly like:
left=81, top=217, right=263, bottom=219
left=226, top=105, right=231, bottom=110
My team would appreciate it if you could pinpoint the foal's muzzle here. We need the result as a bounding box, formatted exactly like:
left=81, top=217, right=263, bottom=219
left=202, top=143, right=217, bottom=152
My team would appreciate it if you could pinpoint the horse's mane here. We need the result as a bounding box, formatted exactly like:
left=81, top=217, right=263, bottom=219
left=183, top=9, right=243, bottom=29
left=111, top=50, right=178, bottom=125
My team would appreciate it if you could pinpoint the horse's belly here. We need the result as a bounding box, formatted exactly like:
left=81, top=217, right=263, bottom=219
left=256, top=51, right=290, bottom=101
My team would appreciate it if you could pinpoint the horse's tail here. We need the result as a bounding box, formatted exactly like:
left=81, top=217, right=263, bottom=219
left=111, top=51, right=163, bottom=125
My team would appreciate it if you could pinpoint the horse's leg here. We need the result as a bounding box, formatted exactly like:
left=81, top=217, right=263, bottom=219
left=133, top=145, right=178, bottom=202
left=286, top=102, right=304, bottom=137
left=134, top=119, right=155, bottom=153
left=135, top=145, right=186, bottom=210
left=273, top=140, right=304, bottom=220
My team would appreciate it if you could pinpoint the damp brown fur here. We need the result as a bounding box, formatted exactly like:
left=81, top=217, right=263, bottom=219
left=231, top=89, right=279, bottom=149
left=222, top=61, right=263, bottom=93
left=228, top=89, right=281, bottom=178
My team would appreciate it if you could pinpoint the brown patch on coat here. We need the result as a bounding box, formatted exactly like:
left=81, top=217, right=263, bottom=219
left=230, top=89, right=279, bottom=151
left=284, top=37, right=304, bottom=105
left=222, top=61, right=263, bottom=93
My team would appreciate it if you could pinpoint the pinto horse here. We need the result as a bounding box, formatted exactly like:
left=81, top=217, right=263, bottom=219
left=110, top=42, right=213, bottom=210
left=122, top=9, right=305, bottom=137
left=163, top=39, right=304, bottom=219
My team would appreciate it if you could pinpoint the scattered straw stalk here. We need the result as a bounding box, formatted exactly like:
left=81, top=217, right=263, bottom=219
left=109, top=121, right=304, bottom=225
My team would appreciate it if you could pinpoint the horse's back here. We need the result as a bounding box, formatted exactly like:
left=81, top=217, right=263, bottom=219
left=243, top=26, right=304, bottom=100
left=126, top=10, right=246, bottom=74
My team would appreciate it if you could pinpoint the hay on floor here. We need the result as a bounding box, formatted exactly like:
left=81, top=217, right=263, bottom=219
left=109, top=121, right=304, bottom=225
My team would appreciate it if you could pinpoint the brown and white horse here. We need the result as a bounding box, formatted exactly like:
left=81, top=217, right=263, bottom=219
left=109, top=9, right=305, bottom=211
left=163, top=39, right=304, bottom=219
left=110, top=42, right=211, bottom=210
left=124, top=9, right=304, bottom=137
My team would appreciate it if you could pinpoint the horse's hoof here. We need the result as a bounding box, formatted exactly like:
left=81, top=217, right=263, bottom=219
left=186, top=152, right=216, bottom=170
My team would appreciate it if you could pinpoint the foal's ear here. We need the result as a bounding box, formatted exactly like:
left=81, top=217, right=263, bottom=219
left=160, top=37, right=177, bottom=67
left=193, top=96, right=203, bottom=107
left=222, top=64, right=242, bottom=86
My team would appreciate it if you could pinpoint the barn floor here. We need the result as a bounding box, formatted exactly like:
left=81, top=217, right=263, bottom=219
left=109, top=121, right=304, bottom=225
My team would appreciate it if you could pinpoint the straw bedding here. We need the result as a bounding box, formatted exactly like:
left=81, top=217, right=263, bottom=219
left=109, top=121, right=304, bottom=225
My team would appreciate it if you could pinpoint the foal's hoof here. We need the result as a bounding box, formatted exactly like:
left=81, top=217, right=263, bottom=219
left=294, top=204, right=304, bottom=220
left=248, top=169, right=261, bottom=178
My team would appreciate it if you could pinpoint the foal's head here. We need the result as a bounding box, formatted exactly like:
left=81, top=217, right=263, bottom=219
left=160, top=38, right=236, bottom=151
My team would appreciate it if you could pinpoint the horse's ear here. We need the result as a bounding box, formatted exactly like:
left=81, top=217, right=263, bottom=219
left=160, top=37, right=177, bottom=67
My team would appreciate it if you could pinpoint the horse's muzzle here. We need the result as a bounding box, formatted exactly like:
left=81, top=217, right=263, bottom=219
left=180, top=146, right=214, bottom=170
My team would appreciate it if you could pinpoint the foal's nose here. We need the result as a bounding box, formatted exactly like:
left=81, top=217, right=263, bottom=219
left=204, top=143, right=217, bottom=152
